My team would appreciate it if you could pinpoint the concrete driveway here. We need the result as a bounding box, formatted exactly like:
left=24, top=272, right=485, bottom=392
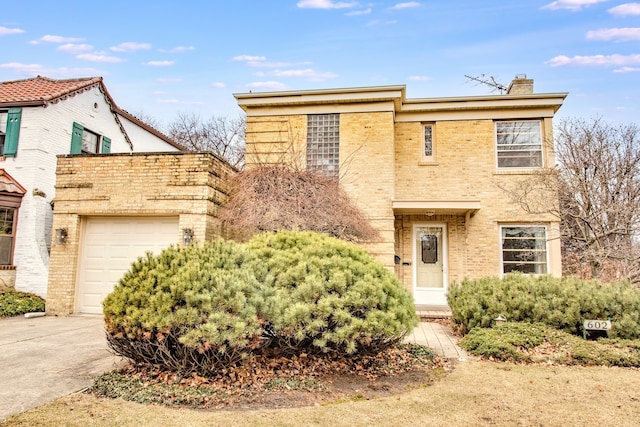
left=0, top=315, right=123, bottom=421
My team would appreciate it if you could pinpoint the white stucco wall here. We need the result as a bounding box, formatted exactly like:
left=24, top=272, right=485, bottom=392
left=1, top=85, right=178, bottom=297
left=119, top=116, right=180, bottom=152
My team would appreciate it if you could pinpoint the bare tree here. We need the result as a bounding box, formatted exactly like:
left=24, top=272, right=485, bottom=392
left=500, top=117, right=640, bottom=283
left=129, top=110, right=164, bottom=131
left=167, top=112, right=246, bottom=169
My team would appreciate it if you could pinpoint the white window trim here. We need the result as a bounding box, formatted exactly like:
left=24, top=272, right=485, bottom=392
left=499, top=224, right=549, bottom=276
left=494, top=120, right=544, bottom=170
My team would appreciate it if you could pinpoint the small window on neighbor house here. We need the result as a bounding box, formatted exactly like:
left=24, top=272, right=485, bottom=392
left=501, top=226, right=548, bottom=275
left=307, top=114, right=339, bottom=178
left=0, top=112, right=6, bottom=155
left=0, top=207, right=16, bottom=265
left=422, top=123, right=435, bottom=161
left=70, top=122, right=111, bottom=154
left=496, top=120, right=543, bottom=168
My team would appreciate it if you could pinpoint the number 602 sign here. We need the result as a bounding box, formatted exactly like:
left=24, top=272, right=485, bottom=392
left=583, top=320, right=612, bottom=331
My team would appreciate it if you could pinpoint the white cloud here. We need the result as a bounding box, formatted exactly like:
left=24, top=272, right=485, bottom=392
left=391, top=2, right=421, bottom=9
left=210, top=82, right=225, bottom=88
left=57, top=43, right=93, bottom=54
left=367, top=19, right=398, bottom=26
left=609, top=3, right=640, bottom=16
left=152, top=90, right=167, bottom=95
left=271, top=68, right=339, bottom=80
left=29, top=34, right=83, bottom=44
left=408, top=75, right=432, bottom=81
left=110, top=42, right=152, bottom=52
left=297, top=0, right=358, bottom=9
left=232, top=55, right=267, bottom=62
left=245, top=81, right=287, bottom=90
left=156, top=98, right=182, bottom=104
left=159, top=46, right=196, bottom=53
left=541, top=0, right=608, bottom=11
left=613, top=66, right=640, bottom=72
left=345, top=8, right=371, bottom=15
left=145, top=60, right=175, bottom=66
left=76, top=53, right=124, bottom=63
left=0, top=62, right=43, bottom=73
left=0, top=62, right=102, bottom=77
left=156, top=77, right=183, bottom=83
left=587, top=27, right=640, bottom=41
left=546, top=53, right=640, bottom=66
left=0, top=27, right=24, bottom=35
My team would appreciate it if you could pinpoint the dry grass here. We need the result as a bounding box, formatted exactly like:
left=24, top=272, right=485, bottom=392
left=3, top=359, right=639, bottom=427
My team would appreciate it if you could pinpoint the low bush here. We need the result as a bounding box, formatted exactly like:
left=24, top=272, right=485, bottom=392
left=247, top=230, right=419, bottom=356
left=103, top=239, right=264, bottom=375
left=448, top=274, right=640, bottom=339
left=0, top=288, right=45, bottom=317
left=461, top=322, right=640, bottom=367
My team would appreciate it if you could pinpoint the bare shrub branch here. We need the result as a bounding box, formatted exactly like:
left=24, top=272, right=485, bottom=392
left=219, top=165, right=379, bottom=242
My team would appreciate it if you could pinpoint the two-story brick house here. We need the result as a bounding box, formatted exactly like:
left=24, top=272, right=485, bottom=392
left=0, top=76, right=183, bottom=298
left=235, top=77, right=567, bottom=307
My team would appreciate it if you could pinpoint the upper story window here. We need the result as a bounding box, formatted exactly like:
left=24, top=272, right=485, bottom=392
left=422, top=123, right=435, bottom=162
left=0, top=112, right=6, bottom=155
left=70, top=122, right=111, bottom=154
left=496, top=120, right=542, bottom=168
left=307, top=114, right=339, bottom=179
left=501, top=225, right=548, bottom=275
left=0, top=108, right=22, bottom=157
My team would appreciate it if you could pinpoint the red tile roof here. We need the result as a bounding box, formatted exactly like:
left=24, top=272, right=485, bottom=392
left=0, top=76, right=102, bottom=105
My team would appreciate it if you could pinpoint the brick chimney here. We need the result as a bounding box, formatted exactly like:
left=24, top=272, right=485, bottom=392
left=506, top=74, right=533, bottom=95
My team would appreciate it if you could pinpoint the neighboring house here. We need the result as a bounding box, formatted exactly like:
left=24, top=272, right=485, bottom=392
left=235, top=77, right=568, bottom=307
left=0, top=76, right=183, bottom=297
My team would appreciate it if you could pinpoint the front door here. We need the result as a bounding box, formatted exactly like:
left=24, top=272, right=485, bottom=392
left=413, top=224, right=448, bottom=306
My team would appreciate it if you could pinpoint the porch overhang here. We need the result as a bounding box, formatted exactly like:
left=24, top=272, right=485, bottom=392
left=392, top=200, right=481, bottom=217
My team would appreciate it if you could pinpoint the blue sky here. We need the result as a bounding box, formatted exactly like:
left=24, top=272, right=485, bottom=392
left=1, top=0, right=639, bottom=128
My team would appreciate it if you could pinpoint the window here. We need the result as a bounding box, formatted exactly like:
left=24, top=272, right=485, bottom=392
left=496, top=120, right=542, bottom=168
left=501, top=226, right=548, bottom=274
left=0, top=108, right=22, bottom=157
left=0, top=207, right=16, bottom=265
left=70, top=122, right=111, bottom=154
left=307, top=114, right=339, bottom=178
left=422, top=123, right=435, bottom=161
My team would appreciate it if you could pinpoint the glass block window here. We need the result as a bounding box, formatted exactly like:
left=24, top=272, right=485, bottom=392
left=424, top=124, right=434, bottom=159
left=307, top=114, right=339, bottom=178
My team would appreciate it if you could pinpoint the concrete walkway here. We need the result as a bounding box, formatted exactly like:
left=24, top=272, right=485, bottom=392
left=405, top=322, right=468, bottom=361
left=0, top=315, right=123, bottom=421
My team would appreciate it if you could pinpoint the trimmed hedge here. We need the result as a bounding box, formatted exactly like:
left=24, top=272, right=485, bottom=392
left=103, top=231, right=418, bottom=374
left=247, top=230, right=419, bottom=355
left=103, top=239, right=264, bottom=375
left=448, top=274, right=640, bottom=339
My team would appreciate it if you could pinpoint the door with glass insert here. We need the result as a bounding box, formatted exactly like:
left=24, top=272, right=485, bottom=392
left=413, top=224, right=448, bottom=306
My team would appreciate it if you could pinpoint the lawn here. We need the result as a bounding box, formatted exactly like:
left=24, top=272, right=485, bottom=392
left=2, top=359, right=639, bottom=427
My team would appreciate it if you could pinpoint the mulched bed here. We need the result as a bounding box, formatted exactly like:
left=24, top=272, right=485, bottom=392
left=89, top=344, right=450, bottom=410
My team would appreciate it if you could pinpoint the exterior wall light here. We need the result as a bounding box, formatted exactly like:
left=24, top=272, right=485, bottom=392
left=182, top=228, right=194, bottom=246
left=55, top=228, right=68, bottom=245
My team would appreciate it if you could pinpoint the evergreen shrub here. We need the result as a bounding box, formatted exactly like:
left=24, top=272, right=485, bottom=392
left=0, top=288, right=45, bottom=317
left=247, top=230, right=418, bottom=355
left=103, top=239, right=264, bottom=375
left=448, top=273, right=640, bottom=339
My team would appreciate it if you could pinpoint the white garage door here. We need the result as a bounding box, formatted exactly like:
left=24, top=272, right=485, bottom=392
left=76, top=217, right=179, bottom=314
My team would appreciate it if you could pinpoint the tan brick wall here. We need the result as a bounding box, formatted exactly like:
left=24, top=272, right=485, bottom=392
left=243, top=106, right=562, bottom=298
left=393, top=119, right=561, bottom=292
left=46, top=152, right=236, bottom=315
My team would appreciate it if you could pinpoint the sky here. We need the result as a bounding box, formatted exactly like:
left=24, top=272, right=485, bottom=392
left=1, top=0, right=639, bottom=129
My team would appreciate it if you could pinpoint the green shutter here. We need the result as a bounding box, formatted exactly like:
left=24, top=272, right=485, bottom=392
left=101, top=136, right=111, bottom=153
left=70, top=122, right=84, bottom=154
left=3, top=108, right=22, bottom=157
